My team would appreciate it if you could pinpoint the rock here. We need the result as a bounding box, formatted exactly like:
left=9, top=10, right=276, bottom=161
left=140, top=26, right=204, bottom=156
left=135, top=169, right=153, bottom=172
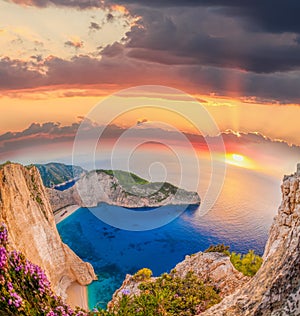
left=108, top=274, right=155, bottom=309
left=108, top=252, right=248, bottom=308
left=0, top=163, right=97, bottom=301
left=200, top=166, right=300, bottom=315
left=47, top=170, right=200, bottom=211
left=172, top=252, right=248, bottom=298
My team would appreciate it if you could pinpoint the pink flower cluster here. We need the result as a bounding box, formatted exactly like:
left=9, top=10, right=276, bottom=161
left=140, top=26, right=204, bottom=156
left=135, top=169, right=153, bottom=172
left=0, top=223, right=90, bottom=316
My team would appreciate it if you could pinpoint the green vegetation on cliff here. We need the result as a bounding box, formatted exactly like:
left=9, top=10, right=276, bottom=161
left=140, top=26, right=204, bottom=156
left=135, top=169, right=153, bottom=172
left=97, top=169, right=149, bottom=185
left=106, top=270, right=220, bottom=316
left=0, top=161, right=12, bottom=170
left=205, top=244, right=263, bottom=277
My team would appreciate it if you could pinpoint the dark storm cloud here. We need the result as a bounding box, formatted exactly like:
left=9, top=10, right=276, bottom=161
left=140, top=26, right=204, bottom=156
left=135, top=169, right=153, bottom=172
left=122, top=6, right=300, bottom=73
left=9, top=0, right=300, bottom=74
left=10, top=0, right=300, bottom=34
left=108, top=0, right=300, bottom=34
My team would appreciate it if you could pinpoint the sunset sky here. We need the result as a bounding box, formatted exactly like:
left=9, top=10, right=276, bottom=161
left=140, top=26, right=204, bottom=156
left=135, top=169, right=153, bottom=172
left=1, top=0, right=300, bottom=178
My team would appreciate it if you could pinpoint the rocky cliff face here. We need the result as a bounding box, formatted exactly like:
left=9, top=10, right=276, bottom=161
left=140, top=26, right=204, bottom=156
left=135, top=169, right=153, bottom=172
left=109, top=252, right=248, bottom=308
left=0, top=163, right=96, bottom=300
left=201, top=165, right=300, bottom=316
left=48, top=170, right=200, bottom=211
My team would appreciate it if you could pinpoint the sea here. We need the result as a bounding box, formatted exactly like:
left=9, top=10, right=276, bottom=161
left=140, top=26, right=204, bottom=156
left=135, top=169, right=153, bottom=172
left=57, top=165, right=282, bottom=310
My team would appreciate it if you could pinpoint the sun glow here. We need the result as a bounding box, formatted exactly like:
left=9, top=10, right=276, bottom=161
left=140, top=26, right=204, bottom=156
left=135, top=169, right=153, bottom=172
left=232, top=154, right=244, bottom=162
left=226, top=153, right=254, bottom=169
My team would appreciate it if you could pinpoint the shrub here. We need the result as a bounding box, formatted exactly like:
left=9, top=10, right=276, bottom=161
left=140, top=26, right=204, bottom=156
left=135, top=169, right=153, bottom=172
left=204, top=244, right=263, bottom=277
left=108, top=271, right=221, bottom=316
left=132, top=268, right=153, bottom=281
left=230, top=250, right=263, bottom=277
left=204, top=244, right=230, bottom=256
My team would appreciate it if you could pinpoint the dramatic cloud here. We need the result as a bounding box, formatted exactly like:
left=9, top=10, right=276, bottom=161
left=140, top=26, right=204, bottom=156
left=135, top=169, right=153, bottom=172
left=109, top=1, right=300, bottom=35
left=3, top=0, right=300, bottom=103
left=0, top=57, right=44, bottom=90
left=120, top=6, right=300, bottom=74
left=1, top=54, right=300, bottom=103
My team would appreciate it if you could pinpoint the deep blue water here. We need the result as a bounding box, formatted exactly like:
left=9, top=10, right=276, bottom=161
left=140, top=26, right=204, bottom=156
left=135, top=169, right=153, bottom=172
left=57, top=202, right=271, bottom=310
left=54, top=180, right=76, bottom=191
left=57, top=167, right=281, bottom=310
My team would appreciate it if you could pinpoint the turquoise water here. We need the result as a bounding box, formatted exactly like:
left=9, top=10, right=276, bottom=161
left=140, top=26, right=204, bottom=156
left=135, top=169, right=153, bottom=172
left=57, top=167, right=281, bottom=310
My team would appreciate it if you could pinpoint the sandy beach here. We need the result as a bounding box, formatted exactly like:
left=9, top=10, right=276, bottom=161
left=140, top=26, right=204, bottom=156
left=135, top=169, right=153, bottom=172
left=66, top=282, right=89, bottom=311
left=55, top=207, right=90, bottom=310
left=54, top=205, right=80, bottom=224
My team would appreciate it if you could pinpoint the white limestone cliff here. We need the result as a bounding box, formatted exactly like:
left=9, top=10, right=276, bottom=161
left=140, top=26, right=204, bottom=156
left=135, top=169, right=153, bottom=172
left=47, top=170, right=200, bottom=212
left=0, top=163, right=96, bottom=301
left=201, top=165, right=300, bottom=315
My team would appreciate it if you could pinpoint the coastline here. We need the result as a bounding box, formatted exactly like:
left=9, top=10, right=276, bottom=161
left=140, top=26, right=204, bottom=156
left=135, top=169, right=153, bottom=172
left=54, top=205, right=80, bottom=224
left=66, top=282, right=89, bottom=311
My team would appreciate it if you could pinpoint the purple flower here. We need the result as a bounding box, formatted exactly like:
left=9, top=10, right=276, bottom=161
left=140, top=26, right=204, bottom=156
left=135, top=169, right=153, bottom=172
left=0, top=224, right=8, bottom=246
left=0, top=246, right=7, bottom=270
left=121, top=288, right=130, bottom=295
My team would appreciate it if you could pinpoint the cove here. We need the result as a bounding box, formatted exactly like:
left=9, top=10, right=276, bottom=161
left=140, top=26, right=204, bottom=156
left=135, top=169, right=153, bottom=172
left=57, top=203, right=266, bottom=310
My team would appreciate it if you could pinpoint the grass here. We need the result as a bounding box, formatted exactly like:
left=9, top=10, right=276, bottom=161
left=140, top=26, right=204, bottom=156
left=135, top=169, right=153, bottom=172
left=98, top=169, right=149, bottom=185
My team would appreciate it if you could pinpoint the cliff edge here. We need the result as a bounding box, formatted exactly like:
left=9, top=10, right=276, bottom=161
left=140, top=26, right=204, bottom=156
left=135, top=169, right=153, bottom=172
left=0, top=163, right=96, bottom=301
left=200, top=165, right=300, bottom=315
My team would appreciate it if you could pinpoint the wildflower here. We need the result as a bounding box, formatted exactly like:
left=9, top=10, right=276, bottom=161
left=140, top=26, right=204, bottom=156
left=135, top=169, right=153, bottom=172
left=0, top=224, right=8, bottom=246
left=0, top=246, right=7, bottom=269
left=121, top=288, right=130, bottom=295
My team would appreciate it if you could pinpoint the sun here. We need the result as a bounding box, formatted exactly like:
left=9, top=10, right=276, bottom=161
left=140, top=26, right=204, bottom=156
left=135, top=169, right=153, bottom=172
left=232, top=154, right=244, bottom=162
left=226, top=153, right=254, bottom=169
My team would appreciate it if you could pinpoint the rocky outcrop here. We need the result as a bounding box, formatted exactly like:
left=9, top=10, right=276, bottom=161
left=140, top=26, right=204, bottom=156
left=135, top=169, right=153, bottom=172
left=173, top=252, right=248, bottom=298
left=200, top=165, right=300, bottom=315
left=109, top=252, right=248, bottom=307
left=0, top=163, right=96, bottom=301
left=47, top=170, right=200, bottom=212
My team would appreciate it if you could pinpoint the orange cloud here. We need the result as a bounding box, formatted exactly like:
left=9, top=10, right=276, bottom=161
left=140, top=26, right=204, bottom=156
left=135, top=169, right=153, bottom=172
left=64, top=39, right=84, bottom=49
left=111, top=4, right=129, bottom=14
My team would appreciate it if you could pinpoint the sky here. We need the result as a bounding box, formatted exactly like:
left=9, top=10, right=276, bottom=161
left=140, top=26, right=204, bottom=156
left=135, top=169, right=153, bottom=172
left=1, top=0, right=300, bottom=178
